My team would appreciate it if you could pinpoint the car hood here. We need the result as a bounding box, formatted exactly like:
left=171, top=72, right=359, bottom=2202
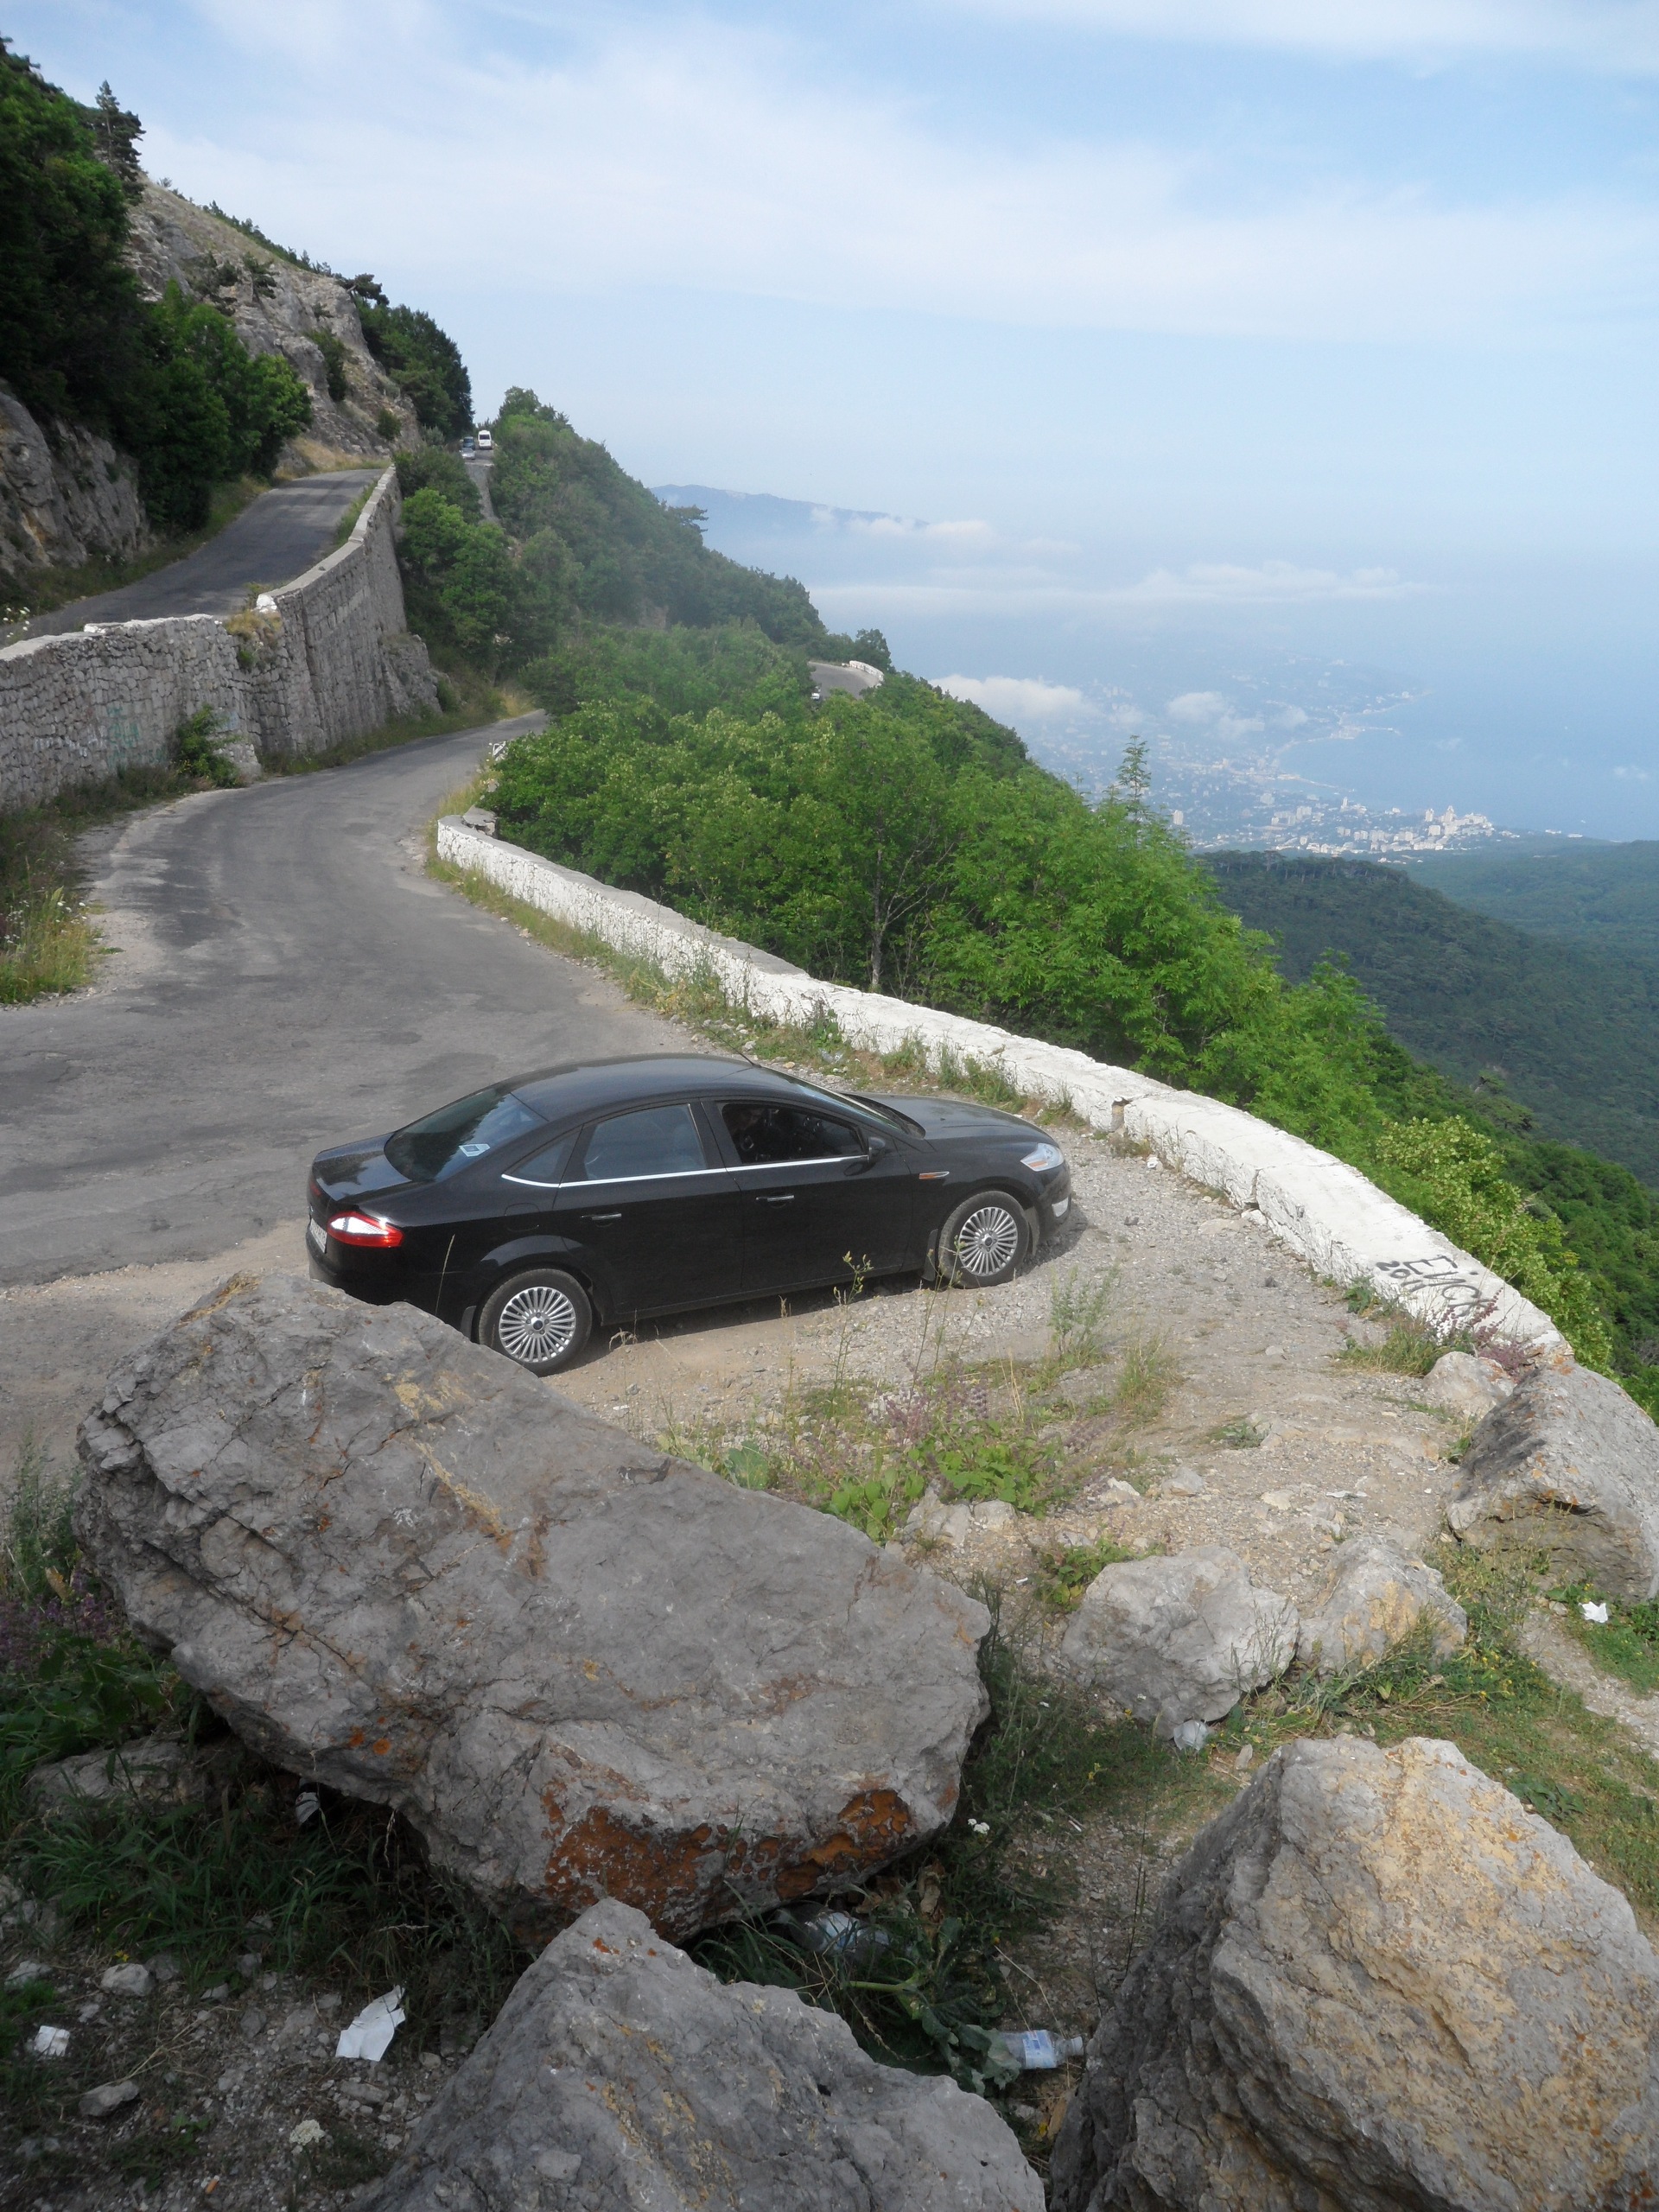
left=310, top=1141, right=408, bottom=1204
left=864, top=1095, right=1035, bottom=1142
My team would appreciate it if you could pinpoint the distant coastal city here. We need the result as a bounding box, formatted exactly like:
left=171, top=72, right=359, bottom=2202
left=1029, top=730, right=1587, bottom=858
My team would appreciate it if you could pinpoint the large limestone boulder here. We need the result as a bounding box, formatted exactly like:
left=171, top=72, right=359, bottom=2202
left=1446, top=1353, right=1659, bottom=1600
left=362, top=1897, right=1043, bottom=2212
left=1295, top=1535, right=1467, bottom=1674
left=76, top=1274, right=989, bottom=1942
left=1058, top=1548, right=1297, bottom=1732
left=1051, top=1735, right=1659, bottom=2212
left=1419, top=1348, right=1513, bottom=1421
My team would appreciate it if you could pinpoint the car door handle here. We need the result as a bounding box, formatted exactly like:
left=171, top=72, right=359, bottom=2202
left=758, top=1193, right=795, bottom=1205
left=583, top=1211, right=623, bottom=1223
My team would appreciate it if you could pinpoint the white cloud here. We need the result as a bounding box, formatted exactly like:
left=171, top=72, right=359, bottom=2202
left=810, top=558, right=1422, bottom=618
left=946, top=1, right=1659, bottom=72
left=1166, top=690, right=1229, bottom=723
left=846, top=515, right=998, bottom=545
left=1164, top=690, right=1263, bottom=741
left=935, top=674, right=1093, bottom=721
left=145, top=5, right=1659, bottom=347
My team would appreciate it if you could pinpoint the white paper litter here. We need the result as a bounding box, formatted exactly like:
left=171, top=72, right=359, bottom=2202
left=31, top=2024, right=70, bottom=2059
left=295, top=1789, right=321, bottom=1826
left=1581, top=1601, right=1611, bottom=1624
left=335, top=1986, right=405, bottom=2062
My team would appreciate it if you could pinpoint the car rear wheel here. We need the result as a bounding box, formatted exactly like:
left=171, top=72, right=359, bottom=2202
left=480, top=1268, right=592, bottom=1374
left=936, top=1192, right=1027, bottom=1287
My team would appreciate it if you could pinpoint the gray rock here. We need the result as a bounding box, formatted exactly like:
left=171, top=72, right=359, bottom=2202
left=240, top=2007, right=267, bottom=2040
left=1446, top=1353, right=1659, bottom=1600
left=1420, top=1349, right=1514, bottom=1420
left=1295, top=1536, right=1468, bottom=1674
left=903, top=1491, right=1019, bottom=1546
left=29, top=1730, right=207, bottom=1812
left=1154, top=1468, right=1205, bottom=1498
left=5, top=1960, right=49, bottom=1987
left=99, top=1963, right=153, bottom=1999
left=1051, top=1734, right=1659, bottom=2212
left=362, top=1898, right=1042, bottom=2212
left=1059, top=1547, right=1298, bottom=1732
left=146, top=1952, right=180, bottom=1985
left=77, top=1272, right=988, bottom=1942
left=78, top=2080, right=141, bottom=2120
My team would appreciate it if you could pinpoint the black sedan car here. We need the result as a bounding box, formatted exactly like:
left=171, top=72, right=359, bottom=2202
left=307, top=1054, right=1072, bottom=1373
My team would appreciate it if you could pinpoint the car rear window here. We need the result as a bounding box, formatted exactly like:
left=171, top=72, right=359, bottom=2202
left=722, top=1103, right=864, bottom=1165
left=385, top=1084, right=547, bottom=1184
left=580, top=1103, right=707, bottom=1182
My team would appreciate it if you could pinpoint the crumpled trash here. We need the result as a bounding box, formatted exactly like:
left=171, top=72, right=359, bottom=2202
left=990, top=2028, right=1087, bottom=2070
left=295, top=1789, right=321, bottom=1826
left=1170, top=1719, right=1211, bottom=1754
left=30, top=2024, right=70, bottom=2059
left=335, top=1987, right=405, bottom=2062
left=1581, top=1601, right=1611, bottom=1624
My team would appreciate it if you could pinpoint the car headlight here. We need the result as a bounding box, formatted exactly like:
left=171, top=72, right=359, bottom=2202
left=1020, top=1142, right=1065, bottom=1173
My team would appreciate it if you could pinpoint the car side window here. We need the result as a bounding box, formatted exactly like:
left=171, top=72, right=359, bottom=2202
left=501, top=1133, right=575, bottom=1188
left=721, top=1103, right=865, bottom=1166
left=580, top=1103, right=708, bottom=1182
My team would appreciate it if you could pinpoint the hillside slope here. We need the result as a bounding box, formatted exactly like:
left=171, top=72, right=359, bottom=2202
left=1414, top=841, right=1659, bottom=967
left=1204, top=850, right=1659, bottom=1188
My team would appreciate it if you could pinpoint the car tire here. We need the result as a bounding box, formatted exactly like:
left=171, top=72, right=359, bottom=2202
left=936, top=1192, right=1028, bottom=1287
left=479, top=1268, right=592, bottom=1375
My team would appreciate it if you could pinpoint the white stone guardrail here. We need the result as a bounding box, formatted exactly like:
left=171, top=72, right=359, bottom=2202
left=435, top=815, right=1562, bottom=1355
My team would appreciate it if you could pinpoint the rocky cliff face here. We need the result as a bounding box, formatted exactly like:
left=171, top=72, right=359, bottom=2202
left=0, top=391, right=151, bottom=587
left=1, top=181, right=417, bottom=589
left=124, top=185, right=418, bottom=469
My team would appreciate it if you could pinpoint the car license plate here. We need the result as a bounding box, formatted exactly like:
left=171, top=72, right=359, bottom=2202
left=307, top=1217, right=327, bottom=1256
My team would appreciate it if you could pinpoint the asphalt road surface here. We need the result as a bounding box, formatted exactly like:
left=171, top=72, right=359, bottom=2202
left=0, top=720, right=684, bottom=1286
left=23, top=469, right=383, bottom=638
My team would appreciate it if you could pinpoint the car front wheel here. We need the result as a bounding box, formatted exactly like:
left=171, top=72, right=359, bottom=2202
left=936, top=1192, right=1027, bottom=1287
left=479, top=1268, right=592, bottom=1374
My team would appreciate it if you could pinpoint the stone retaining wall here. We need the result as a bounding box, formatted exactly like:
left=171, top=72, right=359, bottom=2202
left=435, top=814, right=1562, bottom=1355
left=0, top=469, right=436, bottom=810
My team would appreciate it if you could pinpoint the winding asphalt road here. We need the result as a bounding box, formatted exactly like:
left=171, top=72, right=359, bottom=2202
left=22, top=469, right=382, bottom=638
left=0, top=721, right=683, bottom=1286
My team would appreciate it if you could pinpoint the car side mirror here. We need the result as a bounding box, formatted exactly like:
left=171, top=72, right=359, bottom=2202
left=848, top=1136, right=888, bottom=1173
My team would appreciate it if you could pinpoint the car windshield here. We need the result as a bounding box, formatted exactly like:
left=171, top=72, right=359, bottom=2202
left=785, top=1080, right=920, bottom=1135
left=385, top=1084, right=547, bottom=1184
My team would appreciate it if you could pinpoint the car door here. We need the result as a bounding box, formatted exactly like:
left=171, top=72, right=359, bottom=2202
left=718, top=1100, right=912, bottom=1294
left=544, top=1100, right=741, bottom=1319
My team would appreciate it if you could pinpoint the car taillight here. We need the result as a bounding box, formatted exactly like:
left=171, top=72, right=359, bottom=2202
left=327, top=1212, right=404, bottom=1249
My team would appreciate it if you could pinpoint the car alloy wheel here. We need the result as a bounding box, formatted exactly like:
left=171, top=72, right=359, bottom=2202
left=938, top=1194, right=1026, bottom=1286
left=480, top=1268, right=592, bottom=1374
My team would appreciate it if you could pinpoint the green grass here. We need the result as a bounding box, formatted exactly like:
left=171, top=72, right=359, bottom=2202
left=1033, top=1536, right=1141, bottom=1612
left=0, top=760, right=227, bottom=1005
left=1547, top=1580, right=1659, bottom=1695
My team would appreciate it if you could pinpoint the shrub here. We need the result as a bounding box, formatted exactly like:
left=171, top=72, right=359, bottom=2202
left=308, top=326, right=348, bottom=402
left=170, top=706, right=238, bottom=787
left=1375, top=1117, right=1616, bottom=1369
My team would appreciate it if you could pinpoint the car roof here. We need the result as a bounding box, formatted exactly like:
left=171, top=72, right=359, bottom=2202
left=509, top=1053, right=826, bottom=1123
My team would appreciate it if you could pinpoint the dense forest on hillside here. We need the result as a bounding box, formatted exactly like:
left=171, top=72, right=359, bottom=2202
left=392, top=391, right=871, bottom=674
left=0, top=41, right=312, bottom=530
left=1414, top=840, right=1659, bottom=966
left=1204, top=851, right=1659, bottom=1187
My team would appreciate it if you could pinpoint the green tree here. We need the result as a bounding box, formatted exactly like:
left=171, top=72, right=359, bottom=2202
left=354, top=286, right=471, bottom=438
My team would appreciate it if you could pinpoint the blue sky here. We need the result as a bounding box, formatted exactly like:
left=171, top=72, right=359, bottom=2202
left=16, top=1, right=1659, bottom=832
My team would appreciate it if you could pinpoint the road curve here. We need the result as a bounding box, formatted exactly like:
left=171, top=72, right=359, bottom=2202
left=0, top=721, right=686, bottom=1286
left=22, top=469, right=383, bottom=639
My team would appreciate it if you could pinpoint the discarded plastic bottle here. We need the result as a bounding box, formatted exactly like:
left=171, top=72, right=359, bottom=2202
left=787, top=1909, right=892, bottom=1967
left=991, top=2029, right=1086, bottom=2070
